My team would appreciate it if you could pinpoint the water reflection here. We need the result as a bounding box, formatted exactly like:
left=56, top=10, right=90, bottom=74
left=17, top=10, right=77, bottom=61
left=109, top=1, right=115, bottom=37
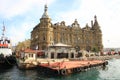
left=0, top=59, right=120, bottom=80
left=98, top=59, right=120, bottom=80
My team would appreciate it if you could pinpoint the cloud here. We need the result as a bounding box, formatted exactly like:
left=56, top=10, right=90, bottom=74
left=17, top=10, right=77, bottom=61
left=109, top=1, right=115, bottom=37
left=51, top=0, right=120, bottom=48
left=0, top=0, right=120, bottom=48
left=0, top=0, right=55, bottom=45
left=7, top=21, right=36, bottom=45
left=0, top=0, right=55, bottom=19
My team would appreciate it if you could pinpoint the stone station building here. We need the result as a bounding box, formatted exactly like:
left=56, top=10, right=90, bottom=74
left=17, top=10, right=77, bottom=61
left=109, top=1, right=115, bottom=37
left=31, top=5, right=103, bottom=52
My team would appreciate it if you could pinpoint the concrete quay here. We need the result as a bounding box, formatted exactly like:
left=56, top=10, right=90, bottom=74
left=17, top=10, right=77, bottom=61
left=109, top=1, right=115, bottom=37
left=16, top=55, right=120, bottom=70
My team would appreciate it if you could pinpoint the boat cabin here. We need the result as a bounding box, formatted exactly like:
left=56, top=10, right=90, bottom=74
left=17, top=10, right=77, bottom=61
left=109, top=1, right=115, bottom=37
left=18, top=49, right=45, bottom=60
left=46, top=43, right=77, bottom=59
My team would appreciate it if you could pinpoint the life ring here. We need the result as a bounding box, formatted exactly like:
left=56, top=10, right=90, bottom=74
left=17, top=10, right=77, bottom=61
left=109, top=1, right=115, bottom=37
left=61, top=69, right=67, bottom=75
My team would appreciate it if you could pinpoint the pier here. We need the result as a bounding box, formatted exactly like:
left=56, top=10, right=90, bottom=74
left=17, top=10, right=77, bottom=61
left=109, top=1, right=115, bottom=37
left=16, top=45, right=120, bottom=75
left=16, top=44, right=118, bottom=75
left=38, top=59, right=108, bottom=75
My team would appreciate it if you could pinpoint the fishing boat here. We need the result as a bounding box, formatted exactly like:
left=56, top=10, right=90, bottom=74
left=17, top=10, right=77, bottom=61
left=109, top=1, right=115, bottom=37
left=0, top=23, right=16, bottom=67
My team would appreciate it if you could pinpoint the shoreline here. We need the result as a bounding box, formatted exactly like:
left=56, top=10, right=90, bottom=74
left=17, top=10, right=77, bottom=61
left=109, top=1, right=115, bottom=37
left=70, top=55, right=120, bottom=61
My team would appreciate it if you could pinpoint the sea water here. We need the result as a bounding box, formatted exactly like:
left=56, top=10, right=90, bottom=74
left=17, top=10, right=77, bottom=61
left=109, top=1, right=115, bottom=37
left=0, top=58, right=120, bottom=80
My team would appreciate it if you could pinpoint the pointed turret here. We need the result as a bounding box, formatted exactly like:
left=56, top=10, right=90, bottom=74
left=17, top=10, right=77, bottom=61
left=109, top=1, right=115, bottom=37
left=86, top=23, right=88, bottom=27
left=91, top=15, right=100, bottom=30
left=91, top=20, right=93, bottom=27
left=72, top=19, right=80, bottom=28
left=39, top=4, right=52, bottom=27
left=93, top=15, right=99, bottom=26
left=74, top=19, right=78, bottom=24
left=41, top=4, right=49, bottom=18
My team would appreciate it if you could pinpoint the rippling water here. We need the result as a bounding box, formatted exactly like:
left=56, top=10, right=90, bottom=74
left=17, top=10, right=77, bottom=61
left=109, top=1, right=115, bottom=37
left=0, top=58, right=120, bottom=80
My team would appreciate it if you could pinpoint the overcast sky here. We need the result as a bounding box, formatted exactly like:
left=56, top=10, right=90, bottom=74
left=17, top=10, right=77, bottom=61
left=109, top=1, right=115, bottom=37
left=0, top=0, right=120, bottom=48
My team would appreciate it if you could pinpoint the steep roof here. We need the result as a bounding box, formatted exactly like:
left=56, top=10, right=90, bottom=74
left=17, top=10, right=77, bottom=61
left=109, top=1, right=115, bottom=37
left=41, top=4, right=49, bottom=18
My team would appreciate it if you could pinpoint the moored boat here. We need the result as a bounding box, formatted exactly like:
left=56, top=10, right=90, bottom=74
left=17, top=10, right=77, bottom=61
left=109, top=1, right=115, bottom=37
left=16, top=49, right=41, bottom=69
left=0, top=23, right=16, bottom=67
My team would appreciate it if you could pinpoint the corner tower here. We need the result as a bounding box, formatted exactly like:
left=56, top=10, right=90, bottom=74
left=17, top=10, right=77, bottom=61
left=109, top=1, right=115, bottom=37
left=40, top=4, right=52, bottom=28
left=92, top=15, right=103, bottom=51
left=31, top=4, right=53, bottom=50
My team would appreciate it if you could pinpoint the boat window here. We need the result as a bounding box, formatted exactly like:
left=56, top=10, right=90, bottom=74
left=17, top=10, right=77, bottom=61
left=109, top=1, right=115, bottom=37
left=8, top=40, right=10, bottom=43
left=31, top=54, right=33, bottom=57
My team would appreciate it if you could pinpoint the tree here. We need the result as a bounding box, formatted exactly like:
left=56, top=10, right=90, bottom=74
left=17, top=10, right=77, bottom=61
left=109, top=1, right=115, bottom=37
left=92, top=46, right=99, bottom=52
left=15, top=39, right=31, bottom=51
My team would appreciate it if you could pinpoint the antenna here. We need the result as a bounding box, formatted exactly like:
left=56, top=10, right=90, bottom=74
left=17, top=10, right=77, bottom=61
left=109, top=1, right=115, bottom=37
left=2, top=22, right=5, bottom=38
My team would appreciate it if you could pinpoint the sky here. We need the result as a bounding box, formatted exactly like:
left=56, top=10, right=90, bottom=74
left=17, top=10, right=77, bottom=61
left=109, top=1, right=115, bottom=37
left=0, top=0, right=120, bottom=48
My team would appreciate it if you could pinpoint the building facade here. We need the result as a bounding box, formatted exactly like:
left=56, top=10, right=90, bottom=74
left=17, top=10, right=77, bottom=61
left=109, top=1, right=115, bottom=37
left=31, top=5, right=103, bottom=51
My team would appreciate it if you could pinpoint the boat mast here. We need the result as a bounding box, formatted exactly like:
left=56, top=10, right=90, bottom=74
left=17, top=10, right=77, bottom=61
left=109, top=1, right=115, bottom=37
left=2, top=22, right=5, bottom=39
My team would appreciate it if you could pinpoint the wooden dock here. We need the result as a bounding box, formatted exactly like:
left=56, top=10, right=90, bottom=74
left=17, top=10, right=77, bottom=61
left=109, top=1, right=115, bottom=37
left=38, top=60, right=108, bottom=75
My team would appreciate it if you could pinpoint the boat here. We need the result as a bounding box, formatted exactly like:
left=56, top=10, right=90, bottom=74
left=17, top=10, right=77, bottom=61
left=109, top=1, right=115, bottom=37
left=0, top=23, right=16, bottom=67
left=16, top=48, right=46, bottom=69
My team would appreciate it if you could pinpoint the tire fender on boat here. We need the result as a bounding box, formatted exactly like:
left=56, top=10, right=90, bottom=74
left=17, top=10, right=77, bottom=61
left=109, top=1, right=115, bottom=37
left=81, top=67, right=84, bottom=72
left=61, top=69, right=67, bottom=75
left=77, top=67, right=81, bottom=72
left=105, top=61, right=108, bottom=65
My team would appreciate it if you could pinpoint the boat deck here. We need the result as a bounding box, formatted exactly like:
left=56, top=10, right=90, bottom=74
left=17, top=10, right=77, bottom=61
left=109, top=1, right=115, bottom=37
left=39, top=60, right=108, bottom=75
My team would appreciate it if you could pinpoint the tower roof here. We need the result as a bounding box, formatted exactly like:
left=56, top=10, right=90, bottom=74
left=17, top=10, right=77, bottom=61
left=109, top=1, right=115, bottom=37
left=42, top=4, right=49, bottom=18
left=93, top=15, right=99, bottom=26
